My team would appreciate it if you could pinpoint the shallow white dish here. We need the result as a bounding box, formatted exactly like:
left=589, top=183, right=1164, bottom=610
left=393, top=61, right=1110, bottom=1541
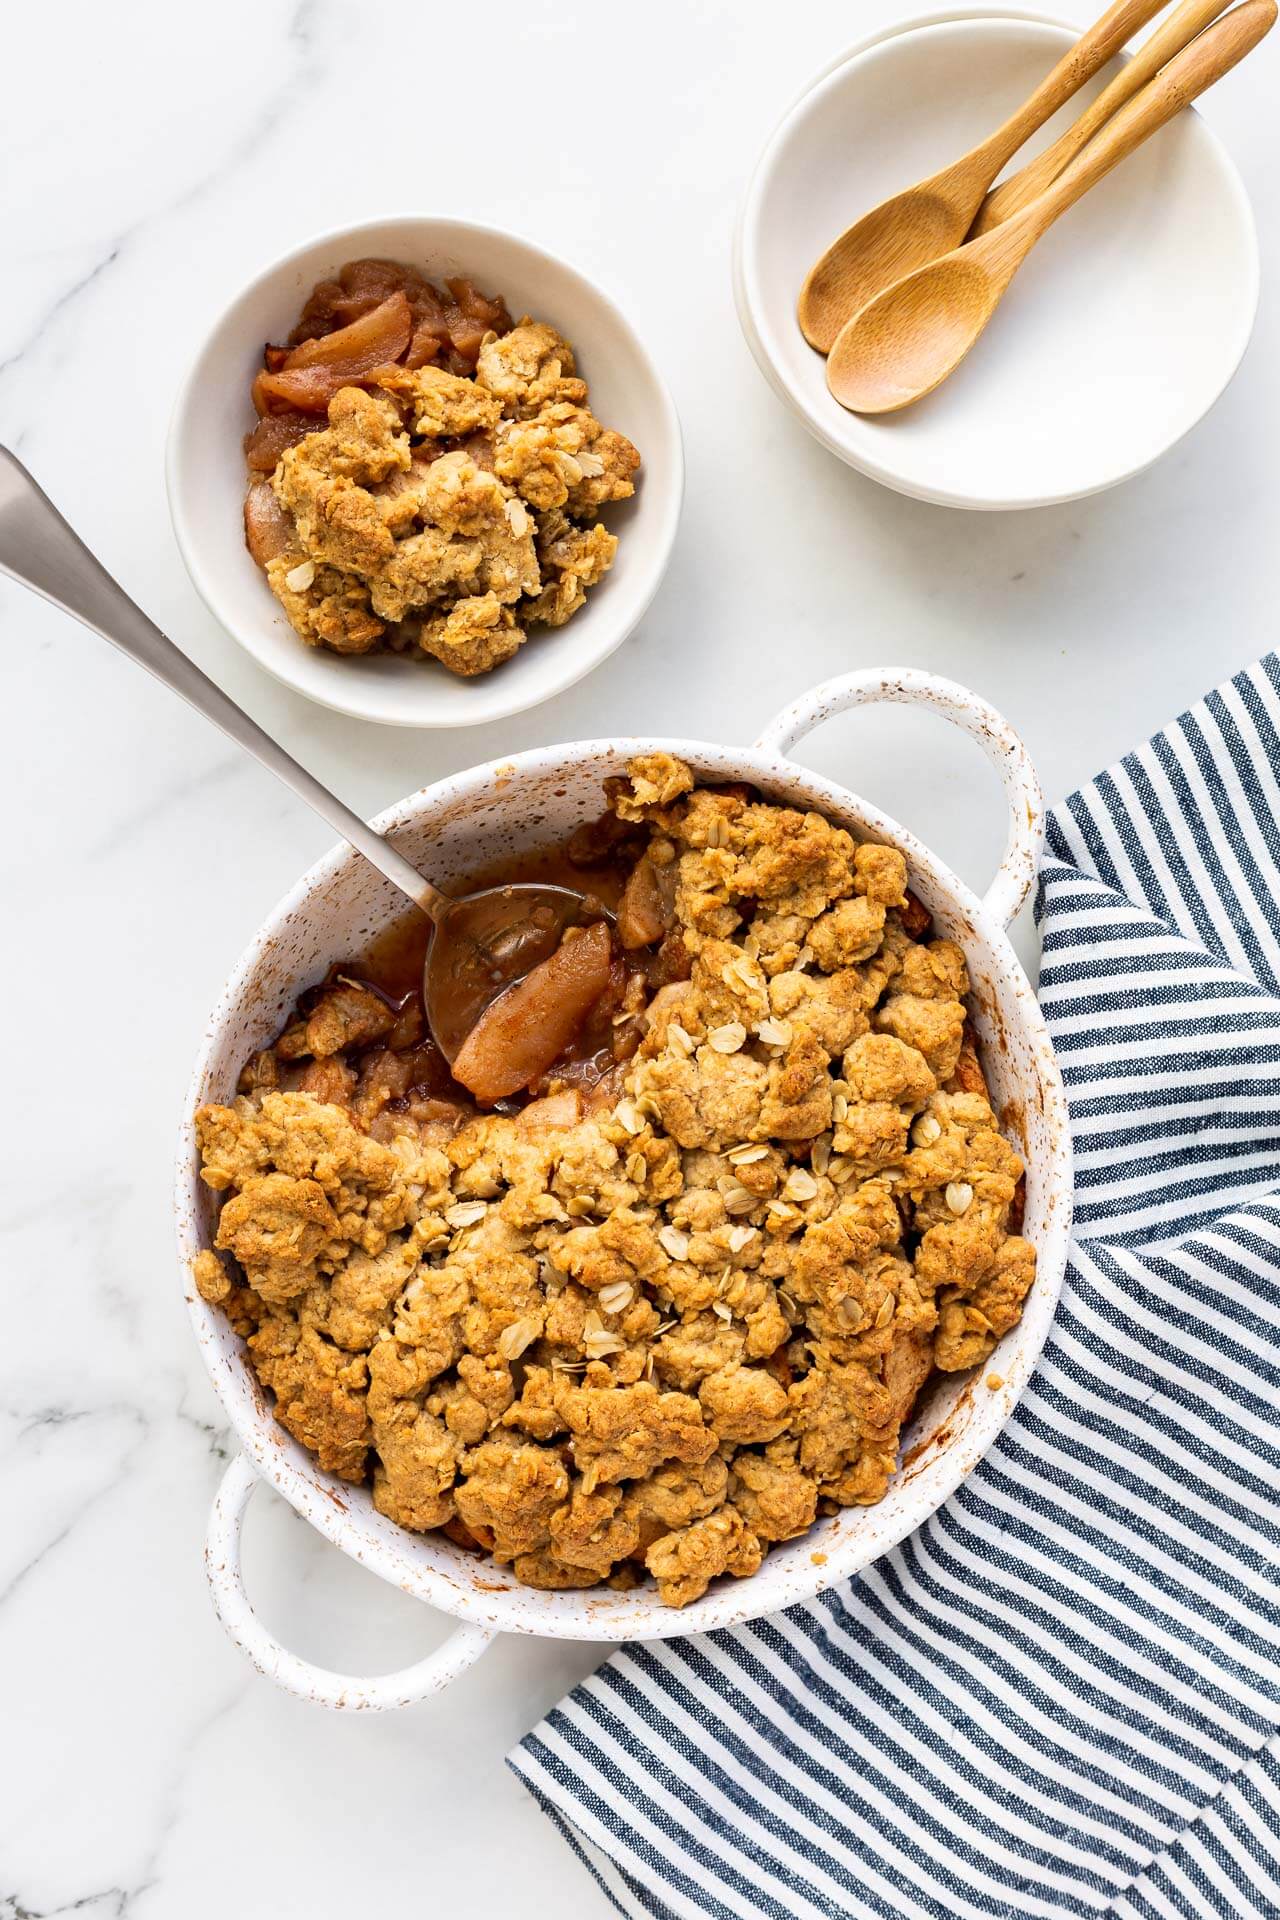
left=179, top=669, right=1072, bottom=1710
left=167, top=215, right=683, bottom=727
left=734, top=9, right=1259, bottom=510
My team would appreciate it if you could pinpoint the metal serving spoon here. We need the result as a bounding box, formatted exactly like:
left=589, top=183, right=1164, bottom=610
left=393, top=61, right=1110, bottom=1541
left=0, top=446, right=604, bottom=1073
left=824, top=0, right=1275, bottom=415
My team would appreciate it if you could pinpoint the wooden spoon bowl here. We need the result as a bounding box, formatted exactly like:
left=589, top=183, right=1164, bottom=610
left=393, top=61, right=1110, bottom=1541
left=799, top=192, right=974, bottom=355
left=830, top=257, right=997, bottom=416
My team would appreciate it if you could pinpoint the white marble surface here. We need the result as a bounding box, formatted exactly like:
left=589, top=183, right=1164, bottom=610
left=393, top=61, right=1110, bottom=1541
left=1, top=0, right=1276, bottom=1912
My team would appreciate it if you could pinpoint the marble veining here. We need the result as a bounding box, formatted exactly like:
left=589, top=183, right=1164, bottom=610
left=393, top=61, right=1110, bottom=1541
left=1, top=0, right=1276, bottom=1913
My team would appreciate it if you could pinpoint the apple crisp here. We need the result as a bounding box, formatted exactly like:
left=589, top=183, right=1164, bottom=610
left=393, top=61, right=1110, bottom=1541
left=242, top=258, right=640, bottom=677
left=193, top=761, right=1035, bottom=1607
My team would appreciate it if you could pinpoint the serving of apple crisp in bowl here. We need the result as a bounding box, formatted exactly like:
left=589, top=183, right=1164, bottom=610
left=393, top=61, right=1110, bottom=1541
left=179, top=672, right=1071, bottom=1706
left=242, top=259, right=640, bottom=678
left=167, top=217, right=682, bottom=727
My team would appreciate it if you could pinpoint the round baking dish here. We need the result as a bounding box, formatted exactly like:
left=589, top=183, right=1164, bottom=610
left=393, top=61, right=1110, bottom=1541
left=166, top=215, right=683, bottom=727
left=178, top=669, right=1072, bottom=1708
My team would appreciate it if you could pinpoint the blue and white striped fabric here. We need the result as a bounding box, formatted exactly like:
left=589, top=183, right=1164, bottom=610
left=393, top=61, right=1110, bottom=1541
left=509, top=655, right=1280, bottom=1920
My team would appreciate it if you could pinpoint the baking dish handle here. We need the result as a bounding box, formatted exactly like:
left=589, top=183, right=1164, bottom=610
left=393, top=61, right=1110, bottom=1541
left=755, top=668, right=1044, bottom=929
left=205, top=1452, right=495, bottom=1711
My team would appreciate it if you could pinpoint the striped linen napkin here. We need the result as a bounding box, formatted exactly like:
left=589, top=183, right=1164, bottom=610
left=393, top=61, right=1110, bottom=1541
left=509, top=654, right=1280, bottom=1920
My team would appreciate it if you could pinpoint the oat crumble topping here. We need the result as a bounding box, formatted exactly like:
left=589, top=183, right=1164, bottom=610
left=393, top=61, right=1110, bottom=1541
left=194, top=758, right=1035, bottom=1607
left=242, top=259, right=640, bottom=678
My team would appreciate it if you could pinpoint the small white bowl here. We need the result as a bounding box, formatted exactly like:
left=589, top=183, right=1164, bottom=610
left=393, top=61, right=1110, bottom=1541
left=167, top=216, right=683, bottom=727
left=734, top=9, right=1260, bottom=510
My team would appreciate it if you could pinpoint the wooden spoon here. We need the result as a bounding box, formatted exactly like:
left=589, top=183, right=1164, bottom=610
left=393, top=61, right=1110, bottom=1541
left=826, top=0, right=1275, bottom=415
left=972, top=0, right=1232, bottom=234
left=798, top=0, right=1170, bottom=353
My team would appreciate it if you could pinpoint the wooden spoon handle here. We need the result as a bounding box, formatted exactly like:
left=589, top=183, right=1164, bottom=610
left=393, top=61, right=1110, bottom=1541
left=973, top=0, right=1232, bottom=233
left=975, top=0, right=1173, bottom=177
left=980, top=0, right=1275, bottom=269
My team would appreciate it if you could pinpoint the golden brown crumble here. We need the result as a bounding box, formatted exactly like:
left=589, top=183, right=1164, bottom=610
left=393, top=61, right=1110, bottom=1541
left=242, top=259, right=639, bottom=678
left=194, top=760, right=1035, bottom=1607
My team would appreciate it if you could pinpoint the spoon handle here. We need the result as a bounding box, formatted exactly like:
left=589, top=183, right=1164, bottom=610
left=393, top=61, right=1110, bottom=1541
left=0, top=446, right=448, bottom=920
left=976, top=0, right=1173, bottom=178
left=973, top=0, right=1232, bottom=233
left=981, top=0, right=1275, bottom=263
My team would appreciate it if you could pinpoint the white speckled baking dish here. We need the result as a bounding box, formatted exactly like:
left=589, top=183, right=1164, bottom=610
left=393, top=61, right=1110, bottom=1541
left=177, top=669, right=1072, bottom=1709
